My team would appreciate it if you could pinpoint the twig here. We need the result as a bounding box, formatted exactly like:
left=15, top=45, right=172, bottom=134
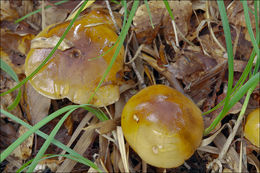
left=127, top=51, right=146, bottom=89
left=41, top=0, right=46, bottom=29
left=105, top=0, right=120, bottom=33
left=125, top=44, right=144, bottom=64
left=206, top=1, right=226, bottom=52
left=218, top=89, right=253, bottom=161
left=171, top=19, right=179, bottom=47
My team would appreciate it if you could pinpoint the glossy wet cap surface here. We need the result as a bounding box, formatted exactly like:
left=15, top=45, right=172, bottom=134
left=121, top=85, right=204, bottom=168
left=25, top=9, right=124, bottom=106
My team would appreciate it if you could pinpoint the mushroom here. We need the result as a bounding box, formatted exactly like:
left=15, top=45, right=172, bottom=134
left=244, top=108, right=259, bottom=147
left=121, top=85, right=204, bottom=168
left=25, top=9, right=124, bottom=107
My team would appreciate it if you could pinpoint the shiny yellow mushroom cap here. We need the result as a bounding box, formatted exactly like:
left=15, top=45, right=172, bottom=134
left=25, top=9, right=124, bottom=107
left=121, top=85, right=204, bottom=168
left=244, top=108, right=260, bottom=147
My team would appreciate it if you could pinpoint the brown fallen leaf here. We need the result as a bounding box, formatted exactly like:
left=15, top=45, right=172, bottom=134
left=0, top=1, right=19, bottom=21
left=56, top=116, right=98, bottom=172
left=11, top=125, right=33, bottom=161
left=10, top=0, right=42, bottom=30
left=133, top=1, right=192, bottom=44
left=34, top=158, right=62, bottom=172
left=83, top=119, right=117, bottom=135
left=0, top=30, right=34, bottom=75
left=169, top=50, right=218, bottom=85
left=0, top=119, right=18, bottom=150
left=227, top=1, right=256, bottom=30
left=0, top=70, right=23, bottom=120
left=42, top=1, right=69, bottom=27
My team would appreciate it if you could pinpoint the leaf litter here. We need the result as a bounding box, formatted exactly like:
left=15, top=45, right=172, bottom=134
left=0, top=0, right=259, bottom=172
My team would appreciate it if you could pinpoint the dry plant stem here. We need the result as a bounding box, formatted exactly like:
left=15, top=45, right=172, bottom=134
left=170, top=40, right=179, bottom=53
left=58, top=112, right=92, bottom=160
left=127, top=51, right=146, bottom=89
left=6, top=156, right=22, bottom=170
left=247, top=154, right=260, bottom=172
left=207, top=159, right=223, bottom=173
left=125, top=44, right=144, bottom=64
left=206, top=1, right=226, bottom=52
left=200, top=123, right=230, bottom=147
left=142, top=160, right=147, bottom=173
left=196, top=19, right=210, bottom=56
left=56, top=116, right=98, bottom=172
left=171, top=20, right=179, bottom=47
left=232, top=26, right=241, bottom=57
left=116, top=126, right=129, bottom=172
left=66, top=0, right=84, bottom=21
left=103, top=105, right=112, bottom=119
left=184, top=162, right=191, bottom=170
left=41, top=0, right=46, bottom=29
left=197, top=145, right=219, bottom=154
left=105, top=0, right=120, bottom=33
left=100, top=159, right=109, bottom=173
left=218, top=91, right=252, bottom=162
left=95, top=129, right=116, bottom=144
left=153, top=39, right=160, bottom=58
left=242, top=139, right=248, bottom=170
left=124, top=31, right=134, bottom=63
left=239, top=141, right=243, bottom=172
left=141, top=53, right=184, bottom=94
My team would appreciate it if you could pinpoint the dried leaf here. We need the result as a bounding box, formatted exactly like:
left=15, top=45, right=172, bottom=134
left=0, top=1, right=19, bottom=21
left=0, top=30, right=34, bottom=75
left=133, top=1, right=192, bottom=44
left=11, top=126, right=33, bottom=160
left=0, top=119, right=18, bottom=150
left=34, top=159, right=61, bottom=172
left=56, top=116, right=98, bottom=172
left=0, top=71, right=23, bottom=120
left=227, top=1, right=256, bottom=29
left=43, top=3, right=69, bottom=27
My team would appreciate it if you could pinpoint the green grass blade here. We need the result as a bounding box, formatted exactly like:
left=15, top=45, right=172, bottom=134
left=252, top=0, right=260, bottom=75
left=27, top=108, right=98, bottom=172
left=111, top=0, right=120, bottom=5
left=144, top=0, right=154, bottom=29
left=15, top=0, right=69, bottom=23
left=0, top=0, right=89, bottom=98
left=202, top=49, right=257, bottom=116
left=163, top=0, right=174, bottom=20
left=242, top=1, right=260, bottom=75
left=88, top=0, right=139, bottom=103
left=0, top=59, right=22, bottom=110
left=204, top=72, right=259, bottom=135
left=217, top=1, right=234, bottom=104
left=1, top=108, right=100, bottom=170
left=121, top=0, right=128, bottom=30
left=0, top=103, right=104, bottom=162
left=17, top=154, right=99, bottom=173
left=7, top=89, right=22, bottom=111
left=0, top=59, right=19, bottom=81
left=203, top=1, right=260, bottom=117
left=203, top=1, right=235, bottom=133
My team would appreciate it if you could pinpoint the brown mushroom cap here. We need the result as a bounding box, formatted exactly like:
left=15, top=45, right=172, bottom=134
left=25, top=10, right=124, bottom=107
left=121, top=85, right=204, bottom=168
